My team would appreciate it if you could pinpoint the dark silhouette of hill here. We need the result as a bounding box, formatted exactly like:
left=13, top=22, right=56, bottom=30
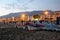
left=0, top=11, right=43, bottom=18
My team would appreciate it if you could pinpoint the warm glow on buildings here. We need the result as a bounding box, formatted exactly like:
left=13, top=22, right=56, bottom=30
left=30, top=16, right=34, bottom=21
left=11, top=16, right=15, bottom=21
left=0, top=10, right=60, bottom=23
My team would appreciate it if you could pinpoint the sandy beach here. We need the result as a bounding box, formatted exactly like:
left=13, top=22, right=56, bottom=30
left=0, top=28, right=60, bottom=40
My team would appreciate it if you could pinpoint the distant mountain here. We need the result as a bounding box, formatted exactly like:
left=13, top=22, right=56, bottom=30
left=0, top=11, right=43, bottom=18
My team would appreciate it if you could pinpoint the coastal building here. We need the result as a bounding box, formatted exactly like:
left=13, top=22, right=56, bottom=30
left=0, top=10, right=60, bottom=23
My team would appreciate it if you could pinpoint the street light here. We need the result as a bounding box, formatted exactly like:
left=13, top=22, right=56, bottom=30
left=45, top=11, right=48, bottom=15
left=20, top=13, right=28, bottom=21
left=21, top=14, right=26, bottom=21
left=44, top=11, right=48, bottom=22
left=22, top=14, right=25, bottom=17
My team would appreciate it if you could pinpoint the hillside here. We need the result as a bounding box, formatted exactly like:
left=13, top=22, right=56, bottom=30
left=0, top=11, right=43, bottom=18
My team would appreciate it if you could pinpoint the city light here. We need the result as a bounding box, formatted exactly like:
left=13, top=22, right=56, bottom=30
left=34, top=18, right=38, bottom=21
left=44, top=11, right=48, bottom=15
left=0, top=10, right=60, bottom=22
left=22, top=14, right=25, bottom=17
left=20, top=13, right=28, bottom=21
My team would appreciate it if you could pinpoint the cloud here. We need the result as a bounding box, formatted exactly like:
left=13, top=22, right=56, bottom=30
left=1, top=0, right=35, bottom=11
